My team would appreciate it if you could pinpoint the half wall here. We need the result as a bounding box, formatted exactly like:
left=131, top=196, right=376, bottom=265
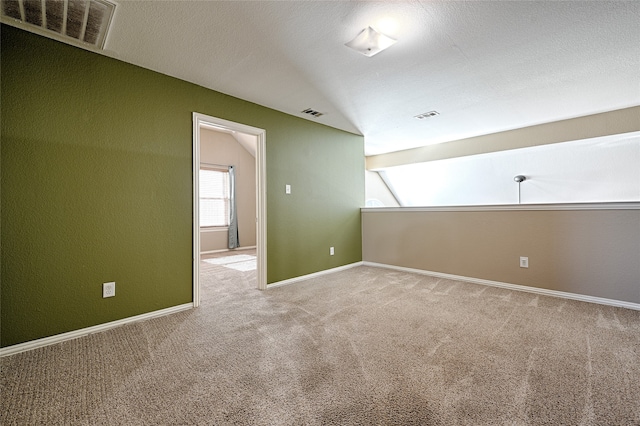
left=362, top=205, right=640, bottom=305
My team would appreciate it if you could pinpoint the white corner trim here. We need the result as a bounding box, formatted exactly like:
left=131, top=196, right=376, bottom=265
left=363, top=262, right=640, bottom=311
left=0, top=303, right=194, bottom=358
left=268, top=262, right=364, bottom=289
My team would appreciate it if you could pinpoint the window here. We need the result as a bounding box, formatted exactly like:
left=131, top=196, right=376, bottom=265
left=199, top=167, right=230, bottom=227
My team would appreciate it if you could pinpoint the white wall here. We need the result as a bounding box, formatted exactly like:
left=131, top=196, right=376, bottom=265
left=380, top=132, right=640, bottom=206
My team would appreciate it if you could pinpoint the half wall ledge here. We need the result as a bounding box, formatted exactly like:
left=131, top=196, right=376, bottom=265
left=361, top=201, right=640, bottom=212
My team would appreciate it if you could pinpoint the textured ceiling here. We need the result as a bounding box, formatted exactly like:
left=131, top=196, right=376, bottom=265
left=102, top=1, right=639, bottom=156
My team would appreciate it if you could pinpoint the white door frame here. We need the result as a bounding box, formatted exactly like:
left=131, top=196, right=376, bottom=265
left=192, top=112, right=267, bottom=306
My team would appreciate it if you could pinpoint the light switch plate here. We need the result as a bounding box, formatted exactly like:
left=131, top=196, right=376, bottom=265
left=285, top=184, right=291, bottom=194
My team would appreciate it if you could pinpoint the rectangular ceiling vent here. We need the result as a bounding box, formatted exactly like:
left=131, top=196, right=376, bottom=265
left=1, top=0, right=116, bottom=49
left=414, top=111, right=440, bottom=120
left=302, top=108, right=324, bottom=118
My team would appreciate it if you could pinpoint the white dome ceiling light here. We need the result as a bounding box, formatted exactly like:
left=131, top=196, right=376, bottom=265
left=345, top=26, right=397, bottom=57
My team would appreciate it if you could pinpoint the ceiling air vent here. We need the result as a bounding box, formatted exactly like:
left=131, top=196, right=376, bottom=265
left=302, top=108, right=324, bottom=118
left=414, top=111, right=440, bottom=120
left=1, top=0, right=116, bottom=49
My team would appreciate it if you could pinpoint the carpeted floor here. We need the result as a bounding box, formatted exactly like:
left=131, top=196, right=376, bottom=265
left=1, top=256, right=639, bottom=425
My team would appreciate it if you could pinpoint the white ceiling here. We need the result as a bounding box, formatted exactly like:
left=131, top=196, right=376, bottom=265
left=102, top=0, right=639, bottom=156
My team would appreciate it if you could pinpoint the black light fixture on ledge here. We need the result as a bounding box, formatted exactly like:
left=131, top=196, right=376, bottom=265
left=514, top=175, right=527, bottom=204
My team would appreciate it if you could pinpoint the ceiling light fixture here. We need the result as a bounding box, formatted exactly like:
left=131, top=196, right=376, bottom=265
left=345, top=26, right=397, bottom=57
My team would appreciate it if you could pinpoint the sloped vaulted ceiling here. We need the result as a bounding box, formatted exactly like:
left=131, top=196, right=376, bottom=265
left=9, top=1, right=638, bottom=155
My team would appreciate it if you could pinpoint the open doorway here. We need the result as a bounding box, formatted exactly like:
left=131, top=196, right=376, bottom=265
left=192, top=113, right=266, bottom=307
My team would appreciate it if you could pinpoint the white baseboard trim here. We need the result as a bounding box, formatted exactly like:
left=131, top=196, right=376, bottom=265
left=201, top=246, right=257, bottom=255
left=363, top=262, right=640, bottom=311
left=268, top=261, right=364, bottom=288
left=0, top=303, right=194, bottom=358
left=201, top=249, right=229, bottom=255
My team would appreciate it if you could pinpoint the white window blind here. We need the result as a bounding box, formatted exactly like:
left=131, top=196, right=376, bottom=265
left=200, top=168, right=230, bottom=227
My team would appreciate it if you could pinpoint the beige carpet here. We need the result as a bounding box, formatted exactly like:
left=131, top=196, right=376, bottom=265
left=2, top=258, right=639, bottom=425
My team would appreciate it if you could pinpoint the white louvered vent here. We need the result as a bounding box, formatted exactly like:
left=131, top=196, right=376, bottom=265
left=1, top=0, right=115, bottom=49
left=414, top=111, right=440, bottom=120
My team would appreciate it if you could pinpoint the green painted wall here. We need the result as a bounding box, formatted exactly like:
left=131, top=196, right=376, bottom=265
left=1, top=25, right=364, bottom=347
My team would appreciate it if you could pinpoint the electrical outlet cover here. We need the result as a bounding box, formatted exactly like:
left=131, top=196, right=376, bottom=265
left=103, top=282, right=116, bottom=298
